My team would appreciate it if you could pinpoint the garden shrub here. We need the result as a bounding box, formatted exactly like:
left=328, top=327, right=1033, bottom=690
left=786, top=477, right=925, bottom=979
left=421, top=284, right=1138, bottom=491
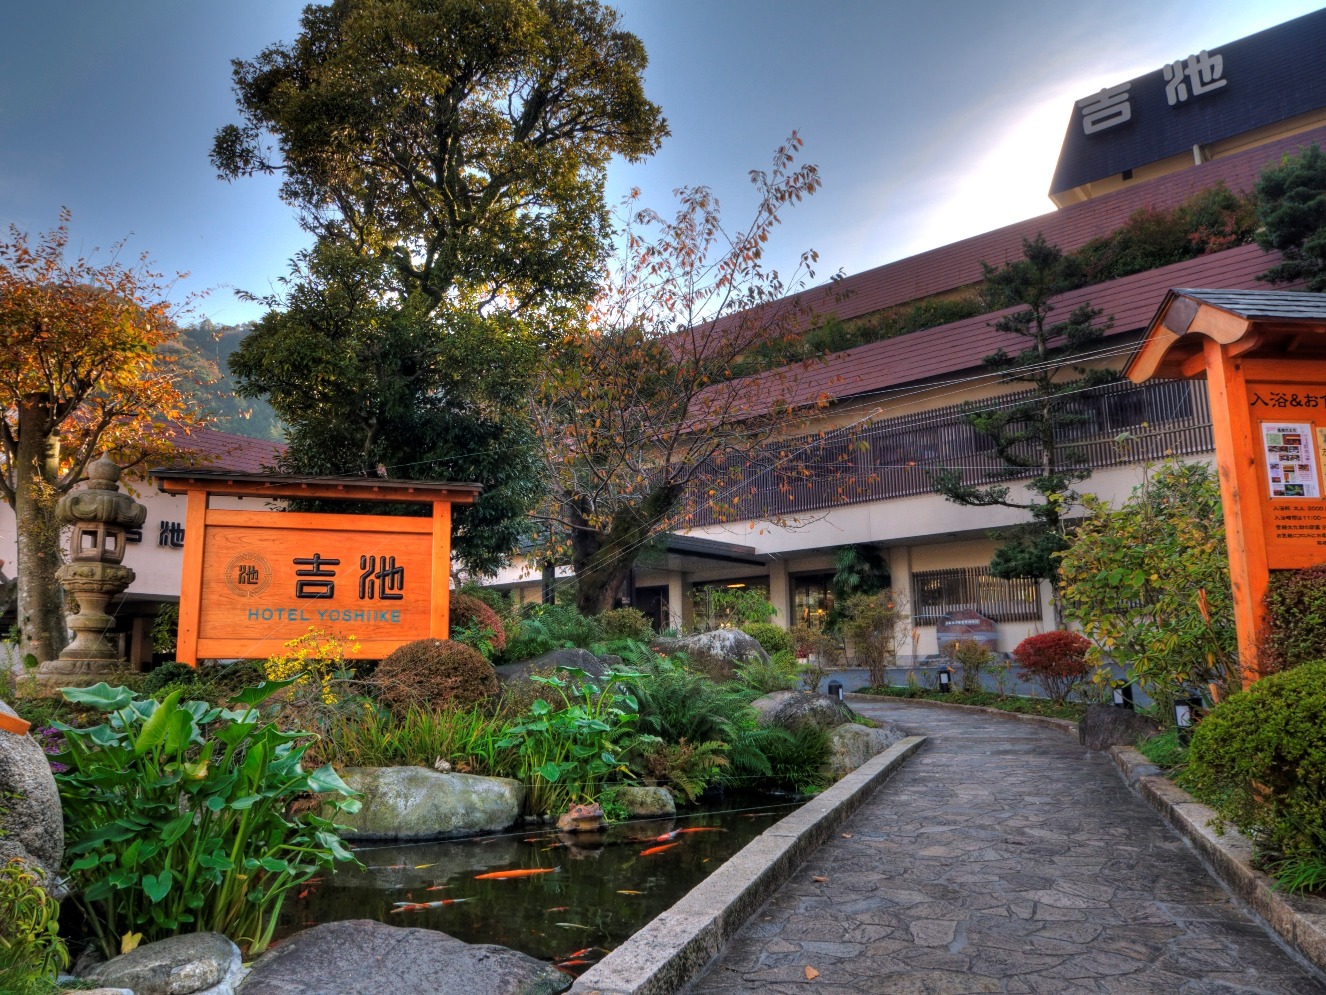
left=691, top=587, right=776, bottom=629
left=944, top=639, right=993, bottom=693
left=1011, top=631, right=1091, bottom=705
left=740, top=621, right=793, bottom=656
left=1185, top=661, right=1326, bottom=869
left=55, top=681, right=358, bottom=957
left=141, top=661, right=198, bottom=696
left=792, top=623, right=842, bottom=692
left=0, top=859, right=67, bottom=988
left=450, top=592, right=508, bottom=658
left=735, top=649, right=801, bottom=693
left=599, top=607, right=655, bottom=642
left=841, top=592, right=907, bottom=687
left=502, top=604, right=605, bottom=662
left=1261, top=565, right=1326, bottom=673
left=373, top=638, right=498, bottom=711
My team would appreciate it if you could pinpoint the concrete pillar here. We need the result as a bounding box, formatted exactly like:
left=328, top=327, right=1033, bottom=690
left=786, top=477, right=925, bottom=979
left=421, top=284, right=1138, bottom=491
left=669, top=574, right=691, bottom=633
left=767, top=559, right=791, bottom=627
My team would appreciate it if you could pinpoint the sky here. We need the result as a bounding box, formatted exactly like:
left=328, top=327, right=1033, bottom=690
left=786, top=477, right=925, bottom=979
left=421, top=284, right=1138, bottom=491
left=1, top=1, right=1322, bottom=326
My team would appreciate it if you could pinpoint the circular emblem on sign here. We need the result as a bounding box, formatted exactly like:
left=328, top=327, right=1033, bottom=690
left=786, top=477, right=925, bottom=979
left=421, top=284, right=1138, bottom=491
left=224, top=552, right=273, bottom=598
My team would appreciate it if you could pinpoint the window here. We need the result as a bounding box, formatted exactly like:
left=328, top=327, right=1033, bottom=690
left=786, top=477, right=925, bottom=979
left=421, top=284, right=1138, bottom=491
left=911, top=566, right=1041, bottom=624
left=792, top=573, right=835, bottom=629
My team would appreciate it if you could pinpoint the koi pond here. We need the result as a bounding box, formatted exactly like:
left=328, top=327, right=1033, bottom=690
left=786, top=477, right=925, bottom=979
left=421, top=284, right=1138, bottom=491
left=274, top=800, right=801, bottom=977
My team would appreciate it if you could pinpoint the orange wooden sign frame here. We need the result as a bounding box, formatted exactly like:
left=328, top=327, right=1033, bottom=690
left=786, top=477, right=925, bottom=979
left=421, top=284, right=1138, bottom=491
left=155, top=473, right=480, bottom=665
left=1128, top=291, right=1326, bottom=684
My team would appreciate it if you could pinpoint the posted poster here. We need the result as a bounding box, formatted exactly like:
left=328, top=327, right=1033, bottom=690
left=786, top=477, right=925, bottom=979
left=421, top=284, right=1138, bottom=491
left=1262, top=422, right=1321, bottom=499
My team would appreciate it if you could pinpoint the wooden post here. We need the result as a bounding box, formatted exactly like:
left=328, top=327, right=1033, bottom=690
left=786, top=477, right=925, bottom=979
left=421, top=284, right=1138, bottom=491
left=176, top=488, right=208, bottom=666
left=431, top=499, right=452, bottom=641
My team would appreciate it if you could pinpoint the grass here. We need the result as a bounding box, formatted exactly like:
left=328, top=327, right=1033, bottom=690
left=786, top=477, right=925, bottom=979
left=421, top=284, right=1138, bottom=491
left=1138, top=727, right=1188, bottom=770
left=319, top=703, right=517, bottom=776
left=855, top=684, right=1086, bottom=721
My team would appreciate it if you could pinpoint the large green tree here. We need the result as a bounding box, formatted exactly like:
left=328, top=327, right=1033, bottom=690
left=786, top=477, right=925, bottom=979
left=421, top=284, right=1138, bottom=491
left=229, top=246, right=541, bottom=575
left=215, top=0, right=668, bottom=572
left=1256, top=143, right=1326, bottom=291
left=932, top=235, right=1114, bottom=596
left=212, top=0, right=667, bottom=314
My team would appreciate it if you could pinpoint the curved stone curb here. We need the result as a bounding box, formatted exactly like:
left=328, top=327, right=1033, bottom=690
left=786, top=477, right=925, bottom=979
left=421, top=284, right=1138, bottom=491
left=1110, top=745, right=1326, bottom=975
left=566, top=735, right=927, bottom=995
left=845, top=692, right=1079, bottom=737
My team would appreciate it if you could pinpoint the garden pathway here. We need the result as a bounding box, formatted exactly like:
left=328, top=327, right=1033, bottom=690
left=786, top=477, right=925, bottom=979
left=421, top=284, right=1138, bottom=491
left=690, top=698, right=1326, bottom=994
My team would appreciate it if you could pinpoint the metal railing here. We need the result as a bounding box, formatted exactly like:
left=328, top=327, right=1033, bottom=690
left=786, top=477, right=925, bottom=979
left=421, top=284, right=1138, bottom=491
left=682, top=378, right=1213, bottom=526
left=910, top=566, right=1043, bottom=625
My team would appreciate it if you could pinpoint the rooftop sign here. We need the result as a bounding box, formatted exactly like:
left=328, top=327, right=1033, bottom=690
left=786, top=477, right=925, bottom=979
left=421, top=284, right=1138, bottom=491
left=1050, top=8, right=1326, bottom=196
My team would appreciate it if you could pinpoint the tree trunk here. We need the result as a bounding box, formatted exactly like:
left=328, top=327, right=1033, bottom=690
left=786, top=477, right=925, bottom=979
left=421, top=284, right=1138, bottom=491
left=12, top=401, right=67, bottom=663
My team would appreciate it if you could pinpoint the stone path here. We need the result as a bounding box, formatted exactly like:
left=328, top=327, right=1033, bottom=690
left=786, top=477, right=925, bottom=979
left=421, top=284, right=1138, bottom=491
left=691, top=699, right=1326, bottom=994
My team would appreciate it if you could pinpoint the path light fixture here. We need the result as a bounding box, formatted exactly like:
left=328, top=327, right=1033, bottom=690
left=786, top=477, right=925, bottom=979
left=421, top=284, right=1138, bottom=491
left=827, top=680, right=844, bottom=700
left=937, top=668, right=951, bottom=693
left=1112, top=680, right=1135, bottom=710
left=1174, top=693, right=1202, bottom=743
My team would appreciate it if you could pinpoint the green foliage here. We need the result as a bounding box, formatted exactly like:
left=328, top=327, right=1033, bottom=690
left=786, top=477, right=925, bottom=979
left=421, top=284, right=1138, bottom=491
left=1255, top=144, right=1326, bottom=291
left=933, top=234, right=1115, bottom=585
left=739, top=622, right=793, bottom=656
left=141, top=662, right=198, bottom=697
left=150, top=603, right=179, bottom=656
left=54, top=681, right=359, bottom=958
left=497, top=667, right=641, bottom=815
left=692, top=587, right=777, bottom=630
left=1138, top=728, right=1189, bottom=770
left=734, top=650, right=801, bottom=694
left=829, top=545, right=891, bottom=626
left=944, top=638, right=995, bottom=694
left=791, top=623, right=842, bottom=692
left=372, top=638, right=498, bottom=711
left=1261, top=565, right=1326, bottom=673
left=840, top=591, right=907, bottom=687
left=319, top=703, right=513, bottom=775
left=0, top=860, right=67, bottom=985
left=1059, top=460, right=1237, bottom=705
left=636, top=738, right=729, bottom=804
left=856, top=684, right=1086, bottom=720
left=230, top=246, right=543, bottom=575
left=174, top=321, right=284, bottom=441
left=761, top=724, right=831, bottom=794
left=449, top=593, right=507, bottom=661
left=1185, top=661, right=1326, bottom=872
left=502, top=603, right=606, bottom=662
left=598, top=607, right=655, bottom=643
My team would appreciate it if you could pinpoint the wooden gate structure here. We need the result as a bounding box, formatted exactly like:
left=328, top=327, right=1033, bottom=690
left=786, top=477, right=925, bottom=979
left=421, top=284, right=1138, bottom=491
left=153, top=471, right=480, bottom=664
left=1127, top=289, right=1326, bottom=683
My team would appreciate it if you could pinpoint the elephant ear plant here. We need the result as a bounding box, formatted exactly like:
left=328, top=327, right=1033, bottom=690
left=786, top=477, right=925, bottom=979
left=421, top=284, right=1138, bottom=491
left=52, top=680, right=359, bottom=959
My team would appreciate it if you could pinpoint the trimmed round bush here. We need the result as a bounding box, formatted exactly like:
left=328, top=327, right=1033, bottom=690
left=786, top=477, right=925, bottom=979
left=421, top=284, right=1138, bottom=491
left=598, top=607, right=654, bottom=642
left=372, top=638, right=498, bottom=710
left=142, top=661, right=198, bottom=696
left=449, top=593, right=507, bottom=653
left=740, top=622, right=793, bottom=656
left=1186, top=660, right=1326, bottom=863
left=1011, top=631, right=1091, bottom=705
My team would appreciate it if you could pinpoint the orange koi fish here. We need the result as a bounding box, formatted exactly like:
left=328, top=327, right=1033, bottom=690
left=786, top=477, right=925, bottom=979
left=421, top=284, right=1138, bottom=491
left=556, top=959, right=594, bottom=967
left=677, top=827, right=723, bottom=834
left=640, top=842, right=679, bottom=856
left=389, top=898, right=471, bottom=912
left=561, top=947, right=599, bottom=959
left=616, top=889, right=643, bottom=895
left=474, top=867, right=560, bottom=880
left=654, top=830, right=680, bottom=842
left=546, top=906, right=570, bottom=912
left=425, top=884, right=448, bottom=892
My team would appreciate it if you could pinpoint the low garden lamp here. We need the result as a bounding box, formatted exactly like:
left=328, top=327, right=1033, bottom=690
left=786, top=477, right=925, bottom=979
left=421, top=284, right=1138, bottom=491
left=1174, top=694, right=1202, bottom=742
left=1112, top=680, right=1135, bottom=710
left=938, top=668, right=951, bottom=693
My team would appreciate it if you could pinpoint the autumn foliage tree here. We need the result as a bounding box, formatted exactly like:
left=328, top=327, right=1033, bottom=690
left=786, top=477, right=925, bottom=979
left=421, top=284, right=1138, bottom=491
left=0, top=214, right=205, bottom=662
left=531, top=137, right=831, bottom=614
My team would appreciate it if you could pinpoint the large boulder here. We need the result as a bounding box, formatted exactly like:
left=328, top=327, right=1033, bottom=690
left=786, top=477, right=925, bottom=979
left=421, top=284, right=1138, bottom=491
left=0, top=700, right=63, bottom=883
left=827, top=722, right=904, bottom=779
left=611, top=784, right=676, bottom=818
left=654, top=629, right=769, bottom=681
left=749, top=690, right=858, bottom=732
left=84, top=932, right=244, bottom=995
left=1079, top=703, right=1161, bottom=751
left=236, top=920, right=569, bottom=995
left=495, top=647, right=611, bottom=685
left=330, top=767, right=523, bottom=840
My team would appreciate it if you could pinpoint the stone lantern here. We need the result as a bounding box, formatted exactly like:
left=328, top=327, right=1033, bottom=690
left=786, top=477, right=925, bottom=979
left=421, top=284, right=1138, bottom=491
left=35, top=456, right=147, bottom=686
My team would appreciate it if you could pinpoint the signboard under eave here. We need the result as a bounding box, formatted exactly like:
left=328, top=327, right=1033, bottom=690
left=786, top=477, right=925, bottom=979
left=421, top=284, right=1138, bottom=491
left=153, top=472, right=482, bottom=664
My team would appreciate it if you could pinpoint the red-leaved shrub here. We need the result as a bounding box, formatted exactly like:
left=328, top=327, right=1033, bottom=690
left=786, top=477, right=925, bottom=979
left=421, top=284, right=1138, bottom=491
left=1011, top=631, right=1091, bottom=705
left=449, top=593, right=507, bottom=653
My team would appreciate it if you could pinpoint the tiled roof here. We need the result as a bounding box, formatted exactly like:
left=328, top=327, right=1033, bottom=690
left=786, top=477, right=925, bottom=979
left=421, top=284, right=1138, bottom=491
left=782, top=122, right=1326, bottom=328
left=168, top=427, right=284, bottom=473
left=1173, top=288, right=1326, bottom=321
left=742, top=242, right=1282, bottom=415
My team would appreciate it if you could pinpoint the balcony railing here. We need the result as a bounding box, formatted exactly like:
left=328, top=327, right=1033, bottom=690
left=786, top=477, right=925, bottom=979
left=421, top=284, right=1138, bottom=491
left=682, top=378, right=1213, bottom=527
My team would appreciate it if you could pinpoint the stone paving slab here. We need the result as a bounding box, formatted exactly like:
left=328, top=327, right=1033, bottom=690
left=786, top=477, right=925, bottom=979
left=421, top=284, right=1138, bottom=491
left=690, top=699, right=1326, bottom=994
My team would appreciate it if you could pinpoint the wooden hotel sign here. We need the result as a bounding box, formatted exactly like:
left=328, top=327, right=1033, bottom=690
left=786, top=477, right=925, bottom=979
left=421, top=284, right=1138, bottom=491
left=1127, top=289, right=1326, bottom=682
left=153, top=472, right=480, bottom=664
